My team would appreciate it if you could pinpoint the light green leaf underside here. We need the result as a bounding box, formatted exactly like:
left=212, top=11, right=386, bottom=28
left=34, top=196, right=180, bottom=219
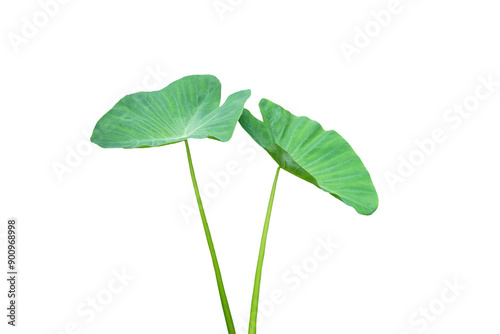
left=239, top=99, right=378, bottom=215
left=91, top=75, right=251, bottom=148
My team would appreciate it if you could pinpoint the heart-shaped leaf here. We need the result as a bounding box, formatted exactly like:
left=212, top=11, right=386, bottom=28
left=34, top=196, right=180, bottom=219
left=240, top=99, right=378, bottom=215
left=91, top=75, right=251, bottom=148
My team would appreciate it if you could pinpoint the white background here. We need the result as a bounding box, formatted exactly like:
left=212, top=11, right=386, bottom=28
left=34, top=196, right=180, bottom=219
left=1, top=0, right=500, bottom=333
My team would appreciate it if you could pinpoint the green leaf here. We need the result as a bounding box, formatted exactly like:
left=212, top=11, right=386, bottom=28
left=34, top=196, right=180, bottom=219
left=91, top=75, right=251, bottom=148
left=239, top=99, right=378, bottom=215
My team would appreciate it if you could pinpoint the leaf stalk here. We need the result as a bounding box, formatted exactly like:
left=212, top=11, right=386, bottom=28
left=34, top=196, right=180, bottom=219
left=249, top=167, right=281, bottom=334
left=185, top=140, right=236, bottom=334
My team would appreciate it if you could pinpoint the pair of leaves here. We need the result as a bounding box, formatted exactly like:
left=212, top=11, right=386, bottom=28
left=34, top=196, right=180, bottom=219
left=91, top=75, right=378, bottom=215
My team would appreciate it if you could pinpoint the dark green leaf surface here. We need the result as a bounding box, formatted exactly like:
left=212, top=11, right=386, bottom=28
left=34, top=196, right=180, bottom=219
left=240, top=99, right=378, bottom=215
left=91, top=75, right=251, bottom=148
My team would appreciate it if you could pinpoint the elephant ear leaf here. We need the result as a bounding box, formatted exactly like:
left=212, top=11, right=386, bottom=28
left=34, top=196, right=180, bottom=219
left=239, top=99, right=378, bottom=215
left=91, top=74, right=251, bottom=148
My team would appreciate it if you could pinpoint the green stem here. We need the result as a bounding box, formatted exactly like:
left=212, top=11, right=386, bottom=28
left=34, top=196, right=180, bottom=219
left=185, top=140, right=236, bottom=334
left=249, top=167, right=281, bottom=334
